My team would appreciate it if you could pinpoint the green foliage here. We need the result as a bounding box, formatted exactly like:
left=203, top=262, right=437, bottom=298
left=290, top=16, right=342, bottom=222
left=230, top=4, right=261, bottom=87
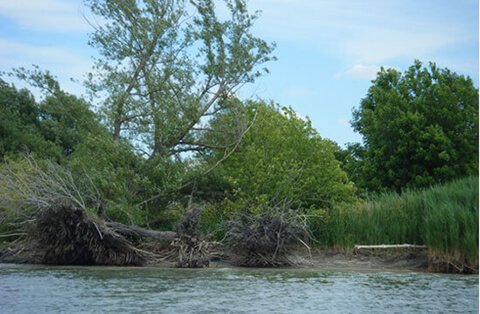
left=199, top=200, right=241, bottom=239
left=423, top=178, right=479, bottom=265
left=198, top=101, right=356, bottom=237
left=351, top=60, right=479, bottom=191
left=68, top=135, right=146, bottom=224
left=69, top=133, right=193, bottom=226
left=0, top=70, right=108, bottom=162
left=217, top=101, right=356, bottom=211
left=0, top=79, right=60, bottom=160
left=0, top=69, right=162, bottom=226
left=38, top=93, right=104, bottom=157
left=320, top=177, right=478, bottom=266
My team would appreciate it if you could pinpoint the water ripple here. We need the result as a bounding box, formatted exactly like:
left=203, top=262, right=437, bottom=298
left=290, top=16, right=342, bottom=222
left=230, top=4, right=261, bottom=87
left=0, top=264, right=477, bottom=314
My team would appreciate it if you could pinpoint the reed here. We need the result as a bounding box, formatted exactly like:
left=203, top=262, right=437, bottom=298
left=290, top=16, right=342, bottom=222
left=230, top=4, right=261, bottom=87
left=319, top=177, right=478, bottom=271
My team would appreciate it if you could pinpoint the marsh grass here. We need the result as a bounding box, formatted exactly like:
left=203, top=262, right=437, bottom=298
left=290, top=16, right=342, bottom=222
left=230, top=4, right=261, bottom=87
left=320, top=177, right=478, bottom=271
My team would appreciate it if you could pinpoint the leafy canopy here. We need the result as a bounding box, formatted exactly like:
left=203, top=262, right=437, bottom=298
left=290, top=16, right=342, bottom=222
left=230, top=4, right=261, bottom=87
left=351, top=60, right=479, bottom=191
left=212, top=101, right=356, bottom=211
left=86, top=0, right=275, bottom=157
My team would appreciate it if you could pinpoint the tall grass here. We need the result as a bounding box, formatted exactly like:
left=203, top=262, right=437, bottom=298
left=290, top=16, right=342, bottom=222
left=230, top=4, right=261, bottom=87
left=318, top=177, right=478, bottom=267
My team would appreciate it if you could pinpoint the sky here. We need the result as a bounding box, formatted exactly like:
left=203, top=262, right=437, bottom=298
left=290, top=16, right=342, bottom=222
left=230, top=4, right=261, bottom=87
left=0, top=0, right=478, bottom=147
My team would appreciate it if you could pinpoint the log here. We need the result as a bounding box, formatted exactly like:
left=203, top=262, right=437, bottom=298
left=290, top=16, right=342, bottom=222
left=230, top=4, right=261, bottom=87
left=354, top=244, right=427, bottom=250
left=106, top=221, right=177, bottom=241
left=354, top=244, right=427, bottom=254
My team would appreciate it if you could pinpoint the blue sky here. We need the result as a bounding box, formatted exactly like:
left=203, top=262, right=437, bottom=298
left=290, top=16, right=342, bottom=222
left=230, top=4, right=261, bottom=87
left=0, top=0, right=478, bottom=147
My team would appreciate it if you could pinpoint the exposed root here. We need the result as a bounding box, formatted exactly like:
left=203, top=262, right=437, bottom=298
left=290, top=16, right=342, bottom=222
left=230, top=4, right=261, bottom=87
left=32, top=205, right=145, bottom=266
left=156, top=207, right=213, bottom=268
left=172, top=236, right=212, bottom=268
left=226, top=204, right=310, bottom=267
left=428, top=251, right=478, bottom=274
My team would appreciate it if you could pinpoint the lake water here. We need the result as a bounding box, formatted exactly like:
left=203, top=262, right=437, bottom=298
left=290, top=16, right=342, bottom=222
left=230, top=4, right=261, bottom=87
left=0, top=264, right=478, bottom=313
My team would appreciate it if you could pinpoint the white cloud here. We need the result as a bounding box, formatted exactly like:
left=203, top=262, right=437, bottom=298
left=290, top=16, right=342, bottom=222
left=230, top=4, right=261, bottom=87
left=342, top=29, right=460, bottom=64
left=0, top=0, right=91, bottom=33
left=252, top=0, right=476, bottom=67
left=334, top=64, right=380, bottom=80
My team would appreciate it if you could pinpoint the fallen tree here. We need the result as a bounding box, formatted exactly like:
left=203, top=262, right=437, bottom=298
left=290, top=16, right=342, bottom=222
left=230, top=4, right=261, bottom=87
left=0, top=156, right=159, bottom=266
left=0, top=156, right=224, bottom=267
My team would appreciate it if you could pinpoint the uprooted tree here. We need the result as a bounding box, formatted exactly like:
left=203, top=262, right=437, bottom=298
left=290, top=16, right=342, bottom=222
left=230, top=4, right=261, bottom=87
left=0, top=156, right=173, bottom=265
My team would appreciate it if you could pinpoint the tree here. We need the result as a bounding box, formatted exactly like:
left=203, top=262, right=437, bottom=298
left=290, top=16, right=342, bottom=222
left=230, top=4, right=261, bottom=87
left=86, top=0, right=275, bottom=157
left=2, top=68, right=108, bottom=160
left=208, top=101, right=356, bottom=211
left=0, top=78, right=56, bottom=160
left=351, top=60, right=479, bottom=191
left=0, top=70, right=148, bottom=224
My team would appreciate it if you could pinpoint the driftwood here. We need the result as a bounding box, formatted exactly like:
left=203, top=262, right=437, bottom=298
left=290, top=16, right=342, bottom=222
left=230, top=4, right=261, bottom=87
left=154, top=207, right=212, bottom=268
left=106, top=221, right=177, bottom=241
left=172, top=207, right=211, bottom=268
left=353, top=244, right=429, bottom=264
left=354, top=244, right=427, bottom=251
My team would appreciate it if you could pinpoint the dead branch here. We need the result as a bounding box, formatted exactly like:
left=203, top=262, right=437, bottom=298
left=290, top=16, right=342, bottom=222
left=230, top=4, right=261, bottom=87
left=0, top=156, right=101, bottom=216
left=226, top=200, right=311, bottom=267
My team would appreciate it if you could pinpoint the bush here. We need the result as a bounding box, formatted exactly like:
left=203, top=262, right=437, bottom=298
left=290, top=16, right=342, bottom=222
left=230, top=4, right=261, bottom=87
left=201, top=101, right=355, bottom=228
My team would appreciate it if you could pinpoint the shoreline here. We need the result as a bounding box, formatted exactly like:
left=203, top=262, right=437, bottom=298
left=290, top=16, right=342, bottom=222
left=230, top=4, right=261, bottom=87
left=210, top=248, right=430, bottom=273
left=3, top=245, right=477, bottom=274
left=138, top=247, right=431, bottom=273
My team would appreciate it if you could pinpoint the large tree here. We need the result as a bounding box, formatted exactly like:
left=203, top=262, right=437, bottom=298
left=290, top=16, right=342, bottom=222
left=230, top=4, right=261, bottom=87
left=86, top=0, right=274, bottom=157
left=351, top=60, right=479, bottom=191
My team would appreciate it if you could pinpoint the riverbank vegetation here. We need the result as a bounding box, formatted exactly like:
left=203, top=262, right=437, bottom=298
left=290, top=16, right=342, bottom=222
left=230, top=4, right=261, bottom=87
left=318, top=177, right=478, bottom=273
left=0, top=0, right=478, bottom=273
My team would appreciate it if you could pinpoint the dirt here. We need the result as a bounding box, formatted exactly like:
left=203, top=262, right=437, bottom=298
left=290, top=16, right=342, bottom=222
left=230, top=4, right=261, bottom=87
left=203, top=247, right=430, bottom=272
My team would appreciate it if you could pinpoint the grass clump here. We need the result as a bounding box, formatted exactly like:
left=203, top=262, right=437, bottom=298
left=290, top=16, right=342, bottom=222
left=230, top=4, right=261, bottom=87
left=320, top=177, right=478, bottom=273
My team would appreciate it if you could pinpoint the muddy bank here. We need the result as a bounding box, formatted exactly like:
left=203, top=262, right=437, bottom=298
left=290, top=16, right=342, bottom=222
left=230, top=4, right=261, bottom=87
left=201, top=247, right=429, bottom=272
left=0, top=244, right=428, bottom=270
left=4, top=243, right=479, bottom=274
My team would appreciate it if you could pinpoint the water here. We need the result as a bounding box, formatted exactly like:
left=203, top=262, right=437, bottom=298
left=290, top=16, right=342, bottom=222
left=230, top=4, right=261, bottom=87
left=0, top=264, right=478, bottom=314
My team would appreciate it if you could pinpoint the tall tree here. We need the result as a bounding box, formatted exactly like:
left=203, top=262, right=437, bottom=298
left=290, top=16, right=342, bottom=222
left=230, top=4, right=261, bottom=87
left=86, top=0, right=275, bottom=157
left=351, top=60, right=479, bottom=191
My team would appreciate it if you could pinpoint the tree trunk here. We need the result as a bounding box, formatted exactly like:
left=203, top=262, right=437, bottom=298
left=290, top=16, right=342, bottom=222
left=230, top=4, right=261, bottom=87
left=106, top=221, right=177, bottom=241
left=113, top=118, right=122, bottom=141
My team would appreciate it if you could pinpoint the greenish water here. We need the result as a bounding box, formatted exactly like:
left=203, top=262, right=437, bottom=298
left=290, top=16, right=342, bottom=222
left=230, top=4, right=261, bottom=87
left=0, top=264, right=478, bottom=313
